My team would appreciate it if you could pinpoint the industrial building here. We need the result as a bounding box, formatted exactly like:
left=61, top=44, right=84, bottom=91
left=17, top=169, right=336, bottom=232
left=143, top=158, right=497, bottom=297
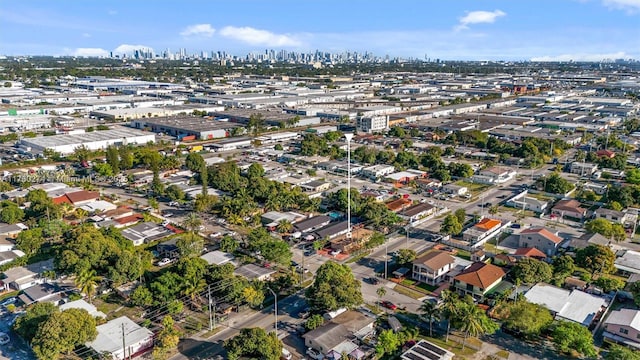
left=19, top=127, right=155, bottom=155
left=210, top=109, right=321, bottom=128
left=130, top=116, right=241, bottom=140
left=90, top=104, right=225, bottom=121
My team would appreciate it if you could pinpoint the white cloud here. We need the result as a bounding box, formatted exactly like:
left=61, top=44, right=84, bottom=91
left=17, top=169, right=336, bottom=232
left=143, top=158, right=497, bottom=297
left=81, top=33, right=91, bottom=38
left=219, top=26, right=301, bottom=47
left=107, top=10, right=117, bottom=15
left=530, top=51, right=630, bottom=62
left=602, top=0, right=640, bottom=12
left=113, top=44, right=154, bottom=54
left=72, top=48, right=109, bottom=57
left=456, top=10, right=506, bottom=31
left=180, top=24, right=216, bottom=38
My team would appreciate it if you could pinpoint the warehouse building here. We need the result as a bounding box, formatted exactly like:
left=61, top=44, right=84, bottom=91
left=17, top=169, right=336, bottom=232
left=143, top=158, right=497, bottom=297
left=19, top=127, right=155, bottom=155
left=131, top=116, right=241, bottom=140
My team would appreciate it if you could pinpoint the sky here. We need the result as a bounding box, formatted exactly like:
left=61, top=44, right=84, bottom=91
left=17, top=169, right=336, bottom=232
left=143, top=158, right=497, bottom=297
left=1, top=0, right=639, bottom=61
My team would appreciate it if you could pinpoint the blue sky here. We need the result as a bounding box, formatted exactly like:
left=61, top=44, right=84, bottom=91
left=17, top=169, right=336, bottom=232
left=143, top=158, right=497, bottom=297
left=1, top=0, right=639, bottom=61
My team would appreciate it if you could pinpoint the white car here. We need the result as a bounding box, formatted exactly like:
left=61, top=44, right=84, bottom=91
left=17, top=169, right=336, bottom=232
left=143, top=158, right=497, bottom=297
left=306, top=348, right=323, bottom=360
left=330, top=249, right=341, bottom=256
left=281, top=348, right=292, bottom=360
left=0, top=332, right=9, bottom=345
left=157, top=258, right=172, bottom=267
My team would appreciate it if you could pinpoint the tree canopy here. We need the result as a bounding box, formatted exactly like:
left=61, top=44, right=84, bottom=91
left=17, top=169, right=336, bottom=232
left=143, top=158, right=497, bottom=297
left=497, top=300, right=553, bottom=338
left=585, top=218, right=626, bottom=242
left=512, top=258, right=553, bottom=285
left=551, top=321, right=597, bottom=358
left=224, top=327, right=282, bottom=360
left=575, top=244, right=617, bottom=275
left=306, top=261, right=363, bottom=312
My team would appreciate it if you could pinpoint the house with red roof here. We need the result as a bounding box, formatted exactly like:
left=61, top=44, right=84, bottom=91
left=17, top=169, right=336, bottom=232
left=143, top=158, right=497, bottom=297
left=596, top=149, right=615, bottom=159
left=518, top=227, right=563, bottom=256
left=551, top=199, right=588, bottom=221
left=52, top=190, right=99, bottom=207
left=453, top=262, right=506, bottom=300
left=514, top=247, right=547, bottom=259
left=462, top=218, right=505, bottom=247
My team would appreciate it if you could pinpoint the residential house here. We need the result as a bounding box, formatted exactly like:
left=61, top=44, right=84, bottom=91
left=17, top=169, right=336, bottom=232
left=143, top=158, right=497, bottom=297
left=401, top=203, right=436, bottom=223
left=453, top=262, right=506, bottom=300
left=294, top=215, right=332, bottom=234
left=551, top=199, right=588, bottom=221
left=506, top=192, right=549, bottom=213
left=314, top=220, right=351, bottom=240
left=518, top=227, right=563, bottom=256
left=1, top=259, right=54, bottom=291
left=570, top=162, right=598, bottom=176
left=386, top=198, right=412, bottom=213
left=157, top=239, right=180, bottom=259
left=385, top=169, right=427, bottom=187
left=594, top=208, right=638, bottom=228
left=614, top=250, right=640, bottom=275
left=361, top=164, right=396, bottom=179
left=18, top=283, right=64, bottom=306
left=53, top=190, right=100, bottom=207
left=514, top=247, right=547, bottom=259
left=303, top=310, right=375, bottom=357
left=603, top=309, right=640, bottom=350
left=442, top=184, right=468, bottom=196
left=0, top=250, right=25, bottom=266
left=85, top=316, right=154, bottom=360
left=596, top=149, right=616, bottom=159
left=200, top=251, right=235, bottom=266
left=412, top=251, right=456, bottom=286
left=299, top=180, right=332, bottom=193
left=121, top=222, right=172, bottom=246
left=471, top=166, right=517, bottom=184
left=524, top=283, right=607, bottom=327
left=462, top=218, right=504, bottom=247
left=0, top=223, right=28, bottom=238
left=569, top=232, right=610, bottom=250
left=59, top=299, right=106, bottom=318
left=0, top=236, right=14, bottom=252
left=234, top=264, right=276, bottom=281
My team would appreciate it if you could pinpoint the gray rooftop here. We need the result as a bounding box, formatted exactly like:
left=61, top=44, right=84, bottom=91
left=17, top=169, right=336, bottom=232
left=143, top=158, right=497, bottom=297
left=21, top=127, right=153, bottom=148
left=121, top=222, right=172, bottom=243
left=524, top=283, right=607, bottom=326
left=234, top=264, right=275, bottom=280
left=86, top=316, right=153, bottom=354
left=200, top=250, right=235, bottom=266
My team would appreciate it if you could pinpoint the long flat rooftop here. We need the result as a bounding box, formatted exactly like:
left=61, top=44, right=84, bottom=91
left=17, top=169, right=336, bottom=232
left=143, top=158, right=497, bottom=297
left=21, top=127, right=153, bottom=147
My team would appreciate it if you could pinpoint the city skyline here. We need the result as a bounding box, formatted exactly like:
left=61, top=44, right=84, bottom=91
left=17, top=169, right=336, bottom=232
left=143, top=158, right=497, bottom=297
left=1, top=0, right=639, bottom=61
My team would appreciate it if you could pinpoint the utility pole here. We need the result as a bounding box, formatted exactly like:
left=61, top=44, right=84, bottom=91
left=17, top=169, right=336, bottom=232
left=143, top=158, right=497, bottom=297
left=208, top=285, right=213, bottom=331
left=267, top=287, right=278, bottom=338
left=384, top=238, right=388, bottom=280
left=122, top=323, right=126, bottom=360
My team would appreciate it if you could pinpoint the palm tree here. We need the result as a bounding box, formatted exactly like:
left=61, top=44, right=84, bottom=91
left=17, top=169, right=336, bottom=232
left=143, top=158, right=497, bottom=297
left=457, top=303, right=488, bottom=350
left=182, top=275, right=207, bottom=306
left=439, top=290, right=460, bottom=343
left=147, top=198, right=159, bottom=213
left=376, top=287, right=387, bottom=311
left=75, top=269, right=101, bottom=304
left=182, top=212, right=203, bottom=233
left=227, top=214, right=244, bottom=226
left=277, top=219, right=293, bottom=234
left=419, top=300, right=441, bottom=337
left=75, top=208, right=88, bottom=224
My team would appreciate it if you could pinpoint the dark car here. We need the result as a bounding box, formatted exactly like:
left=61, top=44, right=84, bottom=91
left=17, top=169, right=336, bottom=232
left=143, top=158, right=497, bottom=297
left=380, top=301, right=397, bottom=310
left=366, top=277, right=380, bottom=285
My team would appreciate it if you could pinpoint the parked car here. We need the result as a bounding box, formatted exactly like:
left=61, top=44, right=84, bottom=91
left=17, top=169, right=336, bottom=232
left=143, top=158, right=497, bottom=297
left=298, top=309, right=311, bottom=319
left=366, top=277, right=380, bottom=285
left=157, top=258, right=173, bottom=267
left=306, top=348, right=323, bottom=360
left=0, top=297, right=17, bottom=307
left=281, top=348, right=292, bottom=360
left=380, top=301, right=397, bottom=310
left=0, top=332, right=9, bottom=345
left=330, top=249, right=341, bottom=256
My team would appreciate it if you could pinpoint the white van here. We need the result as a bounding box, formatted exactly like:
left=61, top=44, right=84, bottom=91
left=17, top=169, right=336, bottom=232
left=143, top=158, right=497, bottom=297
left=281, top=348, right=292, bottom=360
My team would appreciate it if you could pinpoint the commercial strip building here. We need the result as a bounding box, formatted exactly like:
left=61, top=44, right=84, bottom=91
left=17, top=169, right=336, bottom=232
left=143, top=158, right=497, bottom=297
left=131, top=116, right=241, bottom=140
left=19, top=127, right=155, bottom=155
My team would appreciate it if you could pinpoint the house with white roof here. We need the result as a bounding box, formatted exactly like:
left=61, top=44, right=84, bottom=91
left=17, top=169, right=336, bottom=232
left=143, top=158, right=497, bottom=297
left=603, top=309, right=640, bottom=350
left=524, top=283, right=608, bottom=327
left=85, top=316, right=153, bottom=360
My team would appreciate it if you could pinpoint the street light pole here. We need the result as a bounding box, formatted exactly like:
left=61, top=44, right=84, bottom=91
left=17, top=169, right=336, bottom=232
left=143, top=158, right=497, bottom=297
left=384, top=238, right=388, bottom=280
left=345, top=133, right=353, bottom=238
left=267, top=287, right=278, bottom=338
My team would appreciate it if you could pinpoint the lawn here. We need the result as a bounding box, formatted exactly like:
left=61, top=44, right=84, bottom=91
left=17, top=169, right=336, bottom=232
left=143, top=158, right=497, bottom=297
left=394, top=284, right=427, bottom=299
left=454, top=180, right=491, bottom=194
left=422, top=335, right=477, bottom=357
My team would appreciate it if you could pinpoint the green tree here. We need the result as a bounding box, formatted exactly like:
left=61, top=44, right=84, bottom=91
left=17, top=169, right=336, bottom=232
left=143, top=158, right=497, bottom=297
left=276, top=219, right=293, bottom=234
left=441, top=214, right=463, bottom=235
left=594, top=276, right=625, bottom=292
left=32, top=308, right=97, bottom=360
left=419, top=300, right=441, bottom=337
left=629, top=282, right=640, bottom=307
left=182, top=212, right=203, bottom=233
left=16, top=227, right=44, bottom=255
left=585, top=218, right=626, bottom=242
left=225, top=327, right=282, bottom=360
left=541, top=173, right=574, bottom=194
left=185, top=152, right=205, bottom=173
left=552, top=255, right=575, bottom=279
left=0, top=201, right=24, bottom=224
left=165, top=184, right=186, bottom=202
left=13, top=302, right=58, bottom=342
left=153, top=316, right=181, bottom=360
left=119, top=146, right=134, bottom=170
left=147, top=197, right=159, bottom=213
left=376, top=329, right=401, bottom=357
left=605, top=345, right=640, bottom=360
left=440, top=290, right=461, bottom=343
left=551, top=321, right=597, bottom=357
left=219, top=235, right=239, bottom=253
left=75, top=268, right=101, bottom=304
left=243, top=284, right=265, bottom=308
left=454, top=208, right=466, bottom=224
left=305, top=314, right=325, bottom=331
left=512, top=258, right=553, bottom=285
left=395, top=249, right=417, bottom=266
left=376, top=286, right=387, bottom=311
left=455, top=302, right=499, bottom=349
left=106, top=145, right=120, bottom=174
left=576, top=244, right=617, bottom=275
left=129, top=285, right=154, bottom=307
left=627, top=168, right=640, bottom=185
left=306, top=261, right=363, bottom=312
left=500, top=300, right=553, bottom=338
